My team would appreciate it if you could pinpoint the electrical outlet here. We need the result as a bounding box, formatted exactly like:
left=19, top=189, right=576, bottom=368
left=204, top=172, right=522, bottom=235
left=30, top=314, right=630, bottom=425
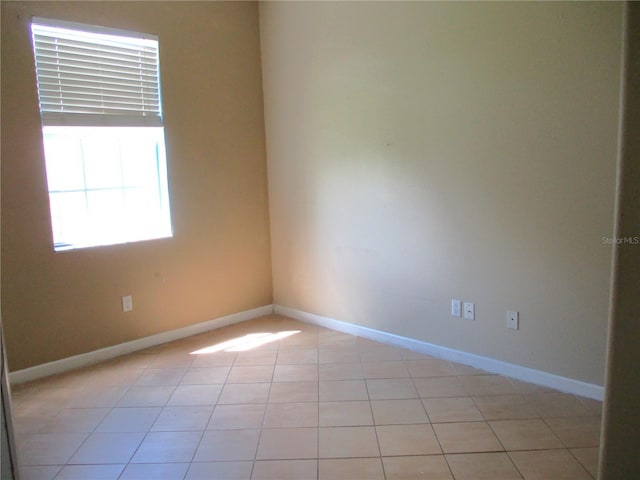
left=451, top=299, right=462, bottom=317
left=507, top=310, right=519, bottom=330
left=463, top=302, right=475, bottom=320
left=122, top=295, right=133, bottom=312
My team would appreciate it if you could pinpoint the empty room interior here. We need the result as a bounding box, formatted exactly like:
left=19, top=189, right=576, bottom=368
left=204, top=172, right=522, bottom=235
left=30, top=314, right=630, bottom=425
left=1, top=1, right=638, bottom=479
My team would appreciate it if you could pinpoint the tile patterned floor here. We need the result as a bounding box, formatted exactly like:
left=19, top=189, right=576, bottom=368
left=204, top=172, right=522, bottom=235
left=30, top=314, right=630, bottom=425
left=10, top=315, right=602, bottom=479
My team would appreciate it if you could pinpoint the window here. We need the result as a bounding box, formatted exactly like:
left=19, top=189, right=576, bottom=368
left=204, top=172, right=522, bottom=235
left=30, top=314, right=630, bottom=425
left=31, top=18, right=172, bottom=251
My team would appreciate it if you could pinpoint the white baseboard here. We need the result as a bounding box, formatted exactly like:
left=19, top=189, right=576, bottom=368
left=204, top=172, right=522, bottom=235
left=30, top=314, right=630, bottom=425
left=10, top=304, right=274, bottom=385
left=275, top=304, right=604, bottom=401
left=12, top=302, right=604, bottom=401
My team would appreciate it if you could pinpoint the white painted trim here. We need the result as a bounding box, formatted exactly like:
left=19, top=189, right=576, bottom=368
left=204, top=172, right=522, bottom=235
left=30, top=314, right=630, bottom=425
left=10, top=305, right=274, bottom=385
left=275, top=305, right=604, bottom=401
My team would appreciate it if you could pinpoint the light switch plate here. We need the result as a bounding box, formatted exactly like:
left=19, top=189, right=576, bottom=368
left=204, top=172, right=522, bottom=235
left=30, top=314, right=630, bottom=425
left=451, top=299, right=462, bottom=317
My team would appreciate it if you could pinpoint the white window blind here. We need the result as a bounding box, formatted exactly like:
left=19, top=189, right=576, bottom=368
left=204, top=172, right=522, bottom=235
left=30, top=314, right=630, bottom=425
left=31, top=18, right=162, bottom=127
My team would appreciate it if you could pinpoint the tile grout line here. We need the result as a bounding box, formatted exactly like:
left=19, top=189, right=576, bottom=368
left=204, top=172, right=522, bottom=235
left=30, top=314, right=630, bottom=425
left=362, top=352, right=387, bottom=479
left=540, top=416, right=599, bottom=480
left=250, top=335, right=286, bottom=478
left=316, top=330, right=321, bottom=480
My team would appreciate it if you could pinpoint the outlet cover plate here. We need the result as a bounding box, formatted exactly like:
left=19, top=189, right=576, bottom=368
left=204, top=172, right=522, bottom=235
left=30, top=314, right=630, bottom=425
left=507, top=310, right=519, bottom=330
left=463, top=302, right=475, bottom=320
left=122, top=295, right=133, bottom=313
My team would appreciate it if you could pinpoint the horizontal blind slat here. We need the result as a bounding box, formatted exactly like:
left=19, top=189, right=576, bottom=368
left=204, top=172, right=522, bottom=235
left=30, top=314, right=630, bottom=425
left=39, top=101, right=160, bottom=111
left=39, top=100, right=160, bottom=112
left=37, top=78, right=159, bottom=94
left=33, top=42, right=158, bottom=61
left=41, top=112, right=163, bottom=127
left=35, top=68, right=159, bottom=88
left=38, top=86, right=159, bottom=103
left=34, top=54, right=158, bottom=73
left=33, top=48, right=158, bottom=68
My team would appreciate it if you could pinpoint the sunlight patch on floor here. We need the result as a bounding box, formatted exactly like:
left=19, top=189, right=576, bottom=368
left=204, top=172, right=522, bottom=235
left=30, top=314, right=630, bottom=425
left=190, top=330, right=301, bottom=354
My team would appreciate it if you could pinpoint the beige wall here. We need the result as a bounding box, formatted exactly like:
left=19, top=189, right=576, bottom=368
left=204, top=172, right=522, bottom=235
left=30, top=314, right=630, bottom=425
left=600, top=2, right=640, bottom=477
left=261, top=1, right=622, bottom=385
left=1, top=1, right=272, bottom=371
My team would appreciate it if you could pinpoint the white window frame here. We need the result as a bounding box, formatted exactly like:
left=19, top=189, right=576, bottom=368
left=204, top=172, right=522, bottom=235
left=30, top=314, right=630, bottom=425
left=31, top=18, right=173, bottom=251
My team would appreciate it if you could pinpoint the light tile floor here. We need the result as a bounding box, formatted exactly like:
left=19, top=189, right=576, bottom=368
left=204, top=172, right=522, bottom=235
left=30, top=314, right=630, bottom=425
left=11, top=315, right=602, bottom=479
